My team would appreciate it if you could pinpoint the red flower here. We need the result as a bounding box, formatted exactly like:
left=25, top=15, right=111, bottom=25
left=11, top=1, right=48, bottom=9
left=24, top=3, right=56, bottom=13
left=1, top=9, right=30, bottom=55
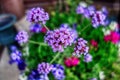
left=104, top=35, right=111, bottom=42
left=90, top=39, right=98, bottom=47
left=64, top=57, right=80, bottom=67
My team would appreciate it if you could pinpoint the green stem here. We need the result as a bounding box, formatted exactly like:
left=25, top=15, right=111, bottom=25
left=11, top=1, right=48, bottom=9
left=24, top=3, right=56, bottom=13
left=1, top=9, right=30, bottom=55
left=50, top=53, right=61, bottom=64
left=79, top=24, right=91, bottom=35
left=29, top=40, right=47, bottom=46
left=43, top=24, right=49, bottom=31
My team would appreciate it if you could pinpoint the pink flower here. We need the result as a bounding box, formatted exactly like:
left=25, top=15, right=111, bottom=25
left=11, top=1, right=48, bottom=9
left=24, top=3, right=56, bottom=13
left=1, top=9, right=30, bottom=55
left=71, top=57, right=80, bottom=66
left=104, top=31, right=120, bottom=44
left=64, top=57, right=80, bottom=67
left=90, top=39, right=98, bottom=47
left=64, top=58, right=71, bottom=67
left=110, top=31, right=120, bottom=44
left=104, top=35, right=111, bottom=42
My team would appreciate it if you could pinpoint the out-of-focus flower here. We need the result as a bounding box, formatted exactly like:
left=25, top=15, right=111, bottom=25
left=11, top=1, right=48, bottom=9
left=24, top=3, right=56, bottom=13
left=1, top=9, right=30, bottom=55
left=39, top=74, right=49, bottom=80
left=37, top=62, right=52, bottom=74
left=17, top=60, right=26, bottom=71
left=92, top=11, right=107, bottom=28
left=104, top=35, right=111, bottom=42
left=52, top=64, right=65, bottom=80
left=64, top=57, right=79, bottom=67
left=28, top=69, right=41, bottom=80
left=76, top=5, right=85, bottom=14
left=41, top=27, right=47, bottom=33
left=64, top=57, right=71, bottom=67
left=90, top=39, right=98, bottom=48
left=19, top=73, right=27, bottom=80
left=90, top=78, right=97, bottom=80
left=99, top=71, right=105, bottom=80
left=15, top=31, right=29, bottom=44
left=109, top=21, right=118, bottom=31
left=10, top=49, right=22, bottom=62
left=84, top=53, right=92, bottom=63
left=84, top=6, right=96, bottom=18
left=30, top=23, right=42, bottom=33
left=101, top=7, right=108, bottom=15
left=27, top=7, right=49, bottom=24
left=79, top=2, right=87, bottom=8
left=45, top=24, right=77, bottom=52
left=73, top=38, right=89, bottom=57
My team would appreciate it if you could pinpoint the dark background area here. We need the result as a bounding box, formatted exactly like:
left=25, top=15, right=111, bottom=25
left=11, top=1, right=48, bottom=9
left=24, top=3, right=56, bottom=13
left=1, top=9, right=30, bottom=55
left=0, top=0, right=119, bottom=20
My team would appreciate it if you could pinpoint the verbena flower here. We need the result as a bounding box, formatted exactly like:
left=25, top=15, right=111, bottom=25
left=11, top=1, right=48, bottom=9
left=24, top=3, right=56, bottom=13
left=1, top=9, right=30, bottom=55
left=27, top=7, right=49, bottom=24
left=37, top=62, right=52, bottom=74
left=52, top=64, right=65, bottom=80
left=91, top=11, right=107, bottom=28
left=84, top=53, right=92, bottom=63
left=30, top=23, right=42, bottom=33
left=73, top=38, right=89, bottom=56
left=17, top=60, right=26, bottom=71
left=83, top=6, right=96, bottom=18
left=76, top=5, right=85, bottom=14
left=15, top=31, right=29, bottom=44
left=28, top=70, right=40, bottom=80
left=39, top=74, right=49, bottom=80
left=101, top=7, right=108, bottom=15
left=10, top=49, right=22, bottom=62
left=45, top=24, right=77, bottom=52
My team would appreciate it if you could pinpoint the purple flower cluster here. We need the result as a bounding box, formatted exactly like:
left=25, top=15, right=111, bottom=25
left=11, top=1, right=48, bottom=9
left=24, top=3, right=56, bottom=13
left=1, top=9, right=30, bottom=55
left=76, top=5, right=95, bottom=18
left=76, top=4, right=108, bottom=28
left=27, top=7, right=49, bottom=24
left=92, top=11, right=107, bottom=28
left=76, top=5, right=85, bottom=14
left=30, top=23, right=42, bottom=33
left=10, top=48, right=22, bottom=62
left=73, top=38, right=89, bottom=56
left=84, top=53, right=92, bottom=63
left=45, top=24, right=77, bottom=52
left=28, top=70, right=49, bottom=80
left=28, top=70, right=40, bottom=80
left=15, top=31, right=29, bottom=44
left=52, top=64, right=65, bottom=80
left=10, top=46, right=26, bottom=71
left=37, top=62, right=53, bottom=74
left=30, top=63, right=65, bottom=80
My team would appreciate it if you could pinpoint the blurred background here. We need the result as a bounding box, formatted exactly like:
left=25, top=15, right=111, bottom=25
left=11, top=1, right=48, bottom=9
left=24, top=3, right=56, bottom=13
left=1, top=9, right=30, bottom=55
left=0, top=0, right=119, bottom=80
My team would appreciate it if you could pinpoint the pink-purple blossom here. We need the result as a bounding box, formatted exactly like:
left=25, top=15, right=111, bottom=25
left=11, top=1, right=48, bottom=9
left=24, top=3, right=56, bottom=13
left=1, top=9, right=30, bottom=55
left=45, top=25, right=77, bottom=52
left=52, top=64, right=65, bottom=80
left=92, top=11, right=107, bottom=28
left=30, top=23, right=42, bottom=33
left=15, top=31, right=29, bottom=44
left=27, top=7, right=49, bottom=24
left=37, top=62, right=52, bottom=74
left=74, top=38, right=89, bottom=56
left=84, top=54, right=92, bottom=63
